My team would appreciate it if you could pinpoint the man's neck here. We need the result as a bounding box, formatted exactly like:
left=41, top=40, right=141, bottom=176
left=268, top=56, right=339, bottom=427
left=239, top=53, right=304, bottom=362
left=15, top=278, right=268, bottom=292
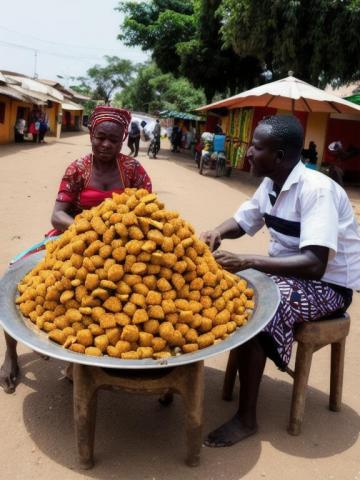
left=271, top=159, right=299, bottom=189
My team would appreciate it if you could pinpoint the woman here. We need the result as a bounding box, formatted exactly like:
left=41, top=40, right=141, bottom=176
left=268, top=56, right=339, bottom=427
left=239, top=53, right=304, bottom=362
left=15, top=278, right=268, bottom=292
left=0, top=106, right=152, bottom=393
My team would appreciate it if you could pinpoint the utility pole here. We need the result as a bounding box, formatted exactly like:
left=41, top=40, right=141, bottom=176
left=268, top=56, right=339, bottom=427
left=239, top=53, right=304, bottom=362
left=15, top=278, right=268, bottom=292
left=34, top=50, right=38, bottom=79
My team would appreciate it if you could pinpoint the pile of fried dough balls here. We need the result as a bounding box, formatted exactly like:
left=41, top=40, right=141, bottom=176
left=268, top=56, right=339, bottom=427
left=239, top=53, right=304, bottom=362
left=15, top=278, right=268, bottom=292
left=16, top=189, right=255, bottom=360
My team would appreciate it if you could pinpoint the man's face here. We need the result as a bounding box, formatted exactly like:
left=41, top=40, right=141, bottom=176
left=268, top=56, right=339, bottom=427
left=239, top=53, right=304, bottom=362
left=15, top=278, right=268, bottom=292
left=246, top=124, right=280, bottom=177
left=91, top=122, right=124, bottom=162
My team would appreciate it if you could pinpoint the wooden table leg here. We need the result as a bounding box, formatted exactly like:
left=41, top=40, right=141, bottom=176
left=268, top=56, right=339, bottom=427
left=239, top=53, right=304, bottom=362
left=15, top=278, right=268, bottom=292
left=177, top=361, right=204, bottom=467
left=73, top=364, right=98, bottom=469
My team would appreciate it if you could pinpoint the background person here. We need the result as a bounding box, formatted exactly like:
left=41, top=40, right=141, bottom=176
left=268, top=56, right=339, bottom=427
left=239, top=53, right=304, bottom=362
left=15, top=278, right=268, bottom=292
left=0, top=106, right=152, bottom=394
left=201, top=115, right=360, bottom=448
left=14, top=117, right=26, bottom=143
left=152, top=119, right=161, bottom=157
left=127, top=120, right=141, bottom=157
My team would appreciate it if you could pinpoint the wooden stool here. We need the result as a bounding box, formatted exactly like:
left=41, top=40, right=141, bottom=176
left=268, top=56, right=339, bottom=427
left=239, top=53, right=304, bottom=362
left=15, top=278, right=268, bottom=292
left=72, top=361, right=204, bottom=469
left=222, top=314, right=350, bottom=436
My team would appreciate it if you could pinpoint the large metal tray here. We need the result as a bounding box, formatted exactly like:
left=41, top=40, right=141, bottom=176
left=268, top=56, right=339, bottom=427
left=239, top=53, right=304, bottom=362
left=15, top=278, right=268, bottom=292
left=0, top=252, right=280, bottom=369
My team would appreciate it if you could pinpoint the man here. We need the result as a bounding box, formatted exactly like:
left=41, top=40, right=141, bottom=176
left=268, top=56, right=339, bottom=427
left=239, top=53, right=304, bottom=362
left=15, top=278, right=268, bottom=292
left=153, top=119, right=161, bottom=152
left=152, top=119, right=161, bottom=157
left=127, top=121, right=141, bottom=157
left=201, top=115, right=360, bottom=447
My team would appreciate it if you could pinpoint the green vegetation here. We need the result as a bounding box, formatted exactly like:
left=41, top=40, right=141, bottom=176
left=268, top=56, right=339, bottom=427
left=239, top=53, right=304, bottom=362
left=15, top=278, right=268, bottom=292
left=118, top=0, right=360, bottom=100
left=113, top=63, right=206, bottom=113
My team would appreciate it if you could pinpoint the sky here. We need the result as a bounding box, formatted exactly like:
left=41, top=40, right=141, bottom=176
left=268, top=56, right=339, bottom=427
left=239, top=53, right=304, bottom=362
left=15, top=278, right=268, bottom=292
left=0, top=0, right=149, bottom=84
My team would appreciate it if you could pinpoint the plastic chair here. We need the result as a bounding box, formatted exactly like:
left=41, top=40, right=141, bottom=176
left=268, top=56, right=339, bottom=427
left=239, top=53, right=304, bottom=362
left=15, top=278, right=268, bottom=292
left=222, top=314, right=351, bottom=436
left=72, top=361, right=204, bottom=469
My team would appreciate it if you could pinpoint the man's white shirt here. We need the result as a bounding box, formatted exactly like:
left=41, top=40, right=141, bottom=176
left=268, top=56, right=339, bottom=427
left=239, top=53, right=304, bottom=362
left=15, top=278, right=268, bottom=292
left=233, top=161, right=360, bottom=289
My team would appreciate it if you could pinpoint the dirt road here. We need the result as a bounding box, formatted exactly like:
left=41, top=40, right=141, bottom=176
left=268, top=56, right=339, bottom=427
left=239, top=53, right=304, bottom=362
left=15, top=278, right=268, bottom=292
left=0, top=133, right=359, bottom=480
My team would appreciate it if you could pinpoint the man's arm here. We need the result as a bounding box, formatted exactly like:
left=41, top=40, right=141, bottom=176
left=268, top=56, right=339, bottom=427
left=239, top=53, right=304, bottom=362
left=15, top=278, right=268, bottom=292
left=214, top=245, right=329, bottom=280
left=200, top=218, right=246, bottom=252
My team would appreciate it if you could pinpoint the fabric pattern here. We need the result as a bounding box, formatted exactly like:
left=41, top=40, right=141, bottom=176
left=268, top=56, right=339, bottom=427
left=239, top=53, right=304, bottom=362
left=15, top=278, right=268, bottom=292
left=263, top=275, right=347, bottom=368
left=56, top=153, right=152, bottom=213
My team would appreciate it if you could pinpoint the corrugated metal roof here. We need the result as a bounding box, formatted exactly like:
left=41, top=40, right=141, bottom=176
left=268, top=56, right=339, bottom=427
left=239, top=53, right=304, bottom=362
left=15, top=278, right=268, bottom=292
left=61, top=101, right=84, bottom=111
left=0, top=85, right=29, bottom=101
left=159, top=110, right=205, bottom=121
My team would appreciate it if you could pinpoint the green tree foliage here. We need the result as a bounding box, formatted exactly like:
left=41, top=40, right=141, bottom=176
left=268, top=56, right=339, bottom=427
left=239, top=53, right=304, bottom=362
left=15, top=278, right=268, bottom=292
left=69, top=78, right=97, bottom=116
left=117, top=0, right=261, bottom=102
left=87, top=55, right=135, bottom=104
left=117, top=1, right=194, bottom=74
left=113, top=63, right=206, bottom=112
left=218, top=0, right=360, bottom=86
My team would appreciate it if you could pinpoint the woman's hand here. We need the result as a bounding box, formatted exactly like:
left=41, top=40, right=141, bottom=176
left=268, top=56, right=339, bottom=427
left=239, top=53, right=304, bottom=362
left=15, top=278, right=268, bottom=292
left=200, top=230, right=222, bottom=252
left=213, top=250, right=253, bottom=273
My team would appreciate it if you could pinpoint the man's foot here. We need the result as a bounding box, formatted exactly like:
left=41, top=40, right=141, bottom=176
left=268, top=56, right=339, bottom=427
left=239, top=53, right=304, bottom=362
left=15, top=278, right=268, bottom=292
left=0, top=354, right=19, bottom=394
left=204, top=415, right=257, bottom=447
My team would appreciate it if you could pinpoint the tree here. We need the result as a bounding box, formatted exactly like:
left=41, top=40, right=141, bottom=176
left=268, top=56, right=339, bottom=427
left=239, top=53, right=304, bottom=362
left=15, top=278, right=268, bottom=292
left=69, top=78, right=97, bottom=116
left=113, top=62, right=206, bottom=113
left=117, top=0, right=261, bottom=102
left=218, top=0, right=360, bottom=87
left=87, top=56, right=135, bottom=104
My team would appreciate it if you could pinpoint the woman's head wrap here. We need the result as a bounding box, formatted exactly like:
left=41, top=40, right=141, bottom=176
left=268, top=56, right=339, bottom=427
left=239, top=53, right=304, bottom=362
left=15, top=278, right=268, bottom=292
left=88, top=106, right=131, bottom=142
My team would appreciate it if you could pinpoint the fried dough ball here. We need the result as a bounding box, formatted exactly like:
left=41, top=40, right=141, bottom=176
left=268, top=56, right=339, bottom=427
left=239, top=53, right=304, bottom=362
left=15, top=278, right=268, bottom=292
left=162, top=299, right=176, bottom=314
left=77, top=329, right=93, bottom=347
left=152, top=337, right=167, bottom=352
left=114, top=312, right=131, bottom=326
left=115, top=340, right=131, bottom=354
left=17, top=189, right=255, bottom=359
left=94, top=335, right=109, bottom=352
left=70, top=344, right=86, bottom=354
left=128, top=226, right=144, bottom=240
left=147, top=229, right=164, bottom=245
left=85, top=347, right=102, bottom=356
left=133, top=309, right=149, bottom=324
left=211, top=324, right=228, bottom=339
left=100, top=313, right=117, bottom=329
left=131, top=262, right=147, bottom=275
left=197, top=332, right=215, bottom=349
left=141, top=240, right=157, bottom=253
left=85, top=273, right=100, bottom=290
left=182, top=343, right=199, bottom=353
left=65, top=308, right=82, bottom=323
left=122, top=212, right=138, bottom=226
left=214, top=309, right=231, bottom=325
left=106, top=327, right=121, bottom=346
left=121, top=325, right=139, bottom=342
left=139, top=332, right=153, bottom=347
left=148, top=305, right=165, bottom=320
left=103, top=296, right=122, bottom=313
left=146, top=290, right=162, bottom=305
left=91, top=216, right=107, bottom=235
left=143, top=319, right=160, bottom=335
left=137, top=347, right=154, bottom=359
left=121, top=351, right=140, bottom=360
left=157, top=278, right=172, bottom=292
left=89, top=323, right=104, bottom=336
left=171, top=273, right=185, bottom=291
left=48, top=329, right=66, bottom=345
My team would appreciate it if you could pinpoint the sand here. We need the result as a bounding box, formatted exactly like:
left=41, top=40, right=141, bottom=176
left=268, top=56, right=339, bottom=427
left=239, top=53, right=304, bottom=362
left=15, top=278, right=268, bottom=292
left=0, top=133, right=359, bottom=480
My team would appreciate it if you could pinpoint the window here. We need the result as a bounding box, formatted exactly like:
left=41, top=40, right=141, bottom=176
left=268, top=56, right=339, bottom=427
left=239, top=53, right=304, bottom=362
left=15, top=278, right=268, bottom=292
left=0, top=102, right=5, bottom=124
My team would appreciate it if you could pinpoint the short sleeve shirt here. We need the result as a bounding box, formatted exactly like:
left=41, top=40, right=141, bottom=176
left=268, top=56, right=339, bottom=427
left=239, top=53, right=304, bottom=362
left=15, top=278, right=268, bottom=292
left=233, top=161, right=360, bottom=289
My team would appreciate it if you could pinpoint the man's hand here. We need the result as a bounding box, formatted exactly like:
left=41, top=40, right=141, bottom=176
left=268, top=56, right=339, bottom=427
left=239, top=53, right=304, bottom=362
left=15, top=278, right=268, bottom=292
left=200, top=230, right=222, bottom=252
left=213, top=250, right=252, bottom=273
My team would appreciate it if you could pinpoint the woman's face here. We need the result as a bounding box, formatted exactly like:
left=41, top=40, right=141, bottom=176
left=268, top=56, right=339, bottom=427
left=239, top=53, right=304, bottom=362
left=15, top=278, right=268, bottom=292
left=91, top=121, right=124, bottom=162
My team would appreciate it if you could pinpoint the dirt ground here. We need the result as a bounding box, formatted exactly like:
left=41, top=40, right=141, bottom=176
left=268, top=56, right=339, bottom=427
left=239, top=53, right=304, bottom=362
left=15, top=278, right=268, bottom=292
left=0, top=133, right=359, bottom=480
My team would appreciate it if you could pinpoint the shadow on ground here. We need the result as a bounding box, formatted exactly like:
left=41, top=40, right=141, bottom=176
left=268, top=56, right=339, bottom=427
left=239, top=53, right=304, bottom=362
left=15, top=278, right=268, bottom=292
left=19, top=352, right=360, bottom=480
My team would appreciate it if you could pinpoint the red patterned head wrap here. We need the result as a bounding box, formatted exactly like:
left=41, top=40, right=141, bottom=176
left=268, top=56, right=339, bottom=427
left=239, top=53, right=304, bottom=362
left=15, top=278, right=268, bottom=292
left=88, top=105, right=132, bottom=142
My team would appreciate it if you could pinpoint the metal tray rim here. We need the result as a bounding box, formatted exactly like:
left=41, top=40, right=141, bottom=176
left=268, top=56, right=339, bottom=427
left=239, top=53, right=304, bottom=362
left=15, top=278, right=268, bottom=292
left=0, top=252, right=280, bottom=369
